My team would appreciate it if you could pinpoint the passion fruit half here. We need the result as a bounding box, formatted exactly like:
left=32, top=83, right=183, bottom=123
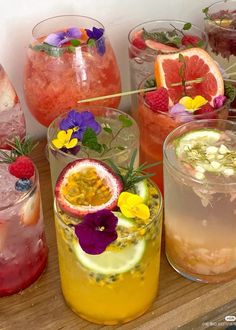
left=55, top=159, right=123, bottom=217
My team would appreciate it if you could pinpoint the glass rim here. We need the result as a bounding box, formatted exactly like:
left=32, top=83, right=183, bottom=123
left=138, top=75, right=228, bottom=119
left=163, top=118, right=236, bottom=187
left=205, top=0, right=236, bottom=32
left=128, top=18, right=208, bottom=47
left=0, top=166, right=38, bottom=212
left=53, top=178, right=163, bottom=239
left=47, top=106, right=139, bottom=161
left=32, top=14, right=105, bottom=47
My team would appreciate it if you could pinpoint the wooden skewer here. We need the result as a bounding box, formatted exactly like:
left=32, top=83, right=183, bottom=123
left=77, top=87, right=156, bottom=103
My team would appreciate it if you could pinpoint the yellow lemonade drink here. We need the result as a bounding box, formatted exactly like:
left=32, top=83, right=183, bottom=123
left=54, top=158, right=162, bottom=324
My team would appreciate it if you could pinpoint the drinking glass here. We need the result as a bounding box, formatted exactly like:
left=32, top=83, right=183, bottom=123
left=54, top=179, right=162, bottom=324
left=47, top=106, right=139, bottom=187
left=0, top=65, right=25, bottom=149
left=0, top=165, right=47, bottom=296
left=204, top=0, right=236, bottom=109
left=138, top=76, right=228, bottom=193
left=24, top=15, right=121, bottom=127
left=164, top=119, right=236, bottom=283
left=128, top=19, right=208, bottom=112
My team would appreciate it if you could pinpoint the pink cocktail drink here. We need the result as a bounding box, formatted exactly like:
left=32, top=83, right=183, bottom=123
left=0, top=65, right=25, bottom=148
left=24, top=15, right=121, bottom=127
left=0, top=156, right=47, bottom=296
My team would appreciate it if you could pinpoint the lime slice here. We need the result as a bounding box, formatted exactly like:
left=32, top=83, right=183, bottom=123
left=175, top=129, right=221, bottom=158
left=134, top=180, right=149, bottom=202
left=74, top=214, right=145, bottom=275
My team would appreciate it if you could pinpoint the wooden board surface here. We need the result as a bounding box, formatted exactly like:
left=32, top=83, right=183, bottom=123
left=1, top=141, right=236, bottom=330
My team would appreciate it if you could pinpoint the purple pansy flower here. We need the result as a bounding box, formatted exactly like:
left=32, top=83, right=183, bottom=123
left=44, top=27, right=81, bottom=47
left=60, top=110, right=101, bottom=140
left=85, top=27, right=106, bottom=55
left=75, top=209, right=118, bottom=255
left=213, top=95, right=227, bottom=109
left=169, top=103, right=194, bottom=122
left=61, top=145, right=80, bottom=156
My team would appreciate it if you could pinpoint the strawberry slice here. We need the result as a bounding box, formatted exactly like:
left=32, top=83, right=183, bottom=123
left=145, top=40, right=178, bottom=53
left=20, top=191, right=41, bottom=226
left=0, top=65, right=18, bottom=112
left=194, top=103, right=217, bottom=119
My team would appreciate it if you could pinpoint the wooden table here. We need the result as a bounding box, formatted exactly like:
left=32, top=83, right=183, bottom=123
left=1, top=141, right=236, bottom=330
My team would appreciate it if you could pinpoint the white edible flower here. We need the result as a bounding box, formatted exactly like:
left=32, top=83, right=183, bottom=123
left=195, top=165, right=205, bottom=173
left=210, top=161, right=221, bottom=169
left=223, top=168, right=234, bottom=176
left=206, top=146, right=218, bottom=154
left=219, top=144, right=230, bottom=155
left=195, top=172, right=205, bottom=180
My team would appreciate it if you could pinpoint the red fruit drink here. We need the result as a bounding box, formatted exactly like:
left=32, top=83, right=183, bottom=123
left=24, top=16, right=121, bottom=127
left=204, top=1, right=236, bottom=111
left=0, top=65, right=26, bottom=149
left=0, top=163, right=47, bottom=296
left=128, top=20, right=208, bottom=113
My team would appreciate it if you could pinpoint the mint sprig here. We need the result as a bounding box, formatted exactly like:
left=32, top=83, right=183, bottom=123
left=80, top=114, right=133, bottom=157
left=82, top=128, right=102, bottom=153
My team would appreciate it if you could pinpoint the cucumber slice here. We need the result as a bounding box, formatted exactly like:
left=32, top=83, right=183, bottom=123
left=73, top=213, right=145, bottom=275
left=134, top=180, right=149, bottom=202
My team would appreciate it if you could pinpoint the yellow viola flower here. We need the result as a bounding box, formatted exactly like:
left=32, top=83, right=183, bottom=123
left=118, top=192, right=150, bottom=221
left=52, top=129, right=78, bottom=149
left=179, top=95, right=208, bottom=112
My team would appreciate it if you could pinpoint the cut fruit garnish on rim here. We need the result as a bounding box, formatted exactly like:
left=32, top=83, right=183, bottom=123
left=175, top=128, right=236, bottom=178
left=73, top=213, right=145, bottom=275
left=55, top=159, right=123, bottom=217
left=154, top=48, right=224, bottom=106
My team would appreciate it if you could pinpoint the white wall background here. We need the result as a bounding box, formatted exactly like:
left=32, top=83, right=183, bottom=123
left=1, top=0, right=210, bottom=138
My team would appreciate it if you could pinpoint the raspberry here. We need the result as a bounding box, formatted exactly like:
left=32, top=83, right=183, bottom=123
left=194, top=103, right=217, bottom=119
left=144, top=88, right=169, bottom=112
left=132, top=37, right=146, bottom=50
left=182, top=35, right=200, bottom=47
left=9, top=156, right=35, bottom=179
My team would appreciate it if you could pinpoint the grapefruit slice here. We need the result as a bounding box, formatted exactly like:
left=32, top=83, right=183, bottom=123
left=154, top=48, right=224, bottom=106
left=55, top=159, right=123, bottom=217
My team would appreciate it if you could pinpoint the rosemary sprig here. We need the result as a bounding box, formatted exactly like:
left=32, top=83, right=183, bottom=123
left=0, top=136, right=38, bottom=163
left=107, top=149, right=162, bottom=191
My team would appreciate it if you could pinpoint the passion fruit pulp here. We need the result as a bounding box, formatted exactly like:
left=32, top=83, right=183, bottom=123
left=55, top=159, right=123, bottom=217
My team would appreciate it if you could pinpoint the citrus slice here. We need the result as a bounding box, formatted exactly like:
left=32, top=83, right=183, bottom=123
left=74, top=213, right=145, bottom=275
left=55, top=159, right=123, bottom=217
left=154, top=48, right=224, bottom=106
left=134, top=180, right=149, bottom=202
left=175, top=128, right=221, bottom=158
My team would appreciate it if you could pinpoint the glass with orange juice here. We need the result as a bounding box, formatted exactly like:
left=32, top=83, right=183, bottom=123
left=53, top=155, right=162, bottom=324
left=138, top=47, right=230, bottom=193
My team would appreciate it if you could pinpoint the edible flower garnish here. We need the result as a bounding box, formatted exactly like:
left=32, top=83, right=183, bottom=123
left=213, top=95, right=227, bottom=109
left=52, top=109, right=133, bottom=156
left=44, top=27, right=82, bottom=47
left=52, top=129, right=78, bottom=149
left=118, top=192, right=150, bottom=221
left=179, top=95, right=208, bottom=112
left=85, top=27, right=105, bottom=55
left=60, top=110, right=101, bottom=140
left=75, top=209, right=118, bottom=255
